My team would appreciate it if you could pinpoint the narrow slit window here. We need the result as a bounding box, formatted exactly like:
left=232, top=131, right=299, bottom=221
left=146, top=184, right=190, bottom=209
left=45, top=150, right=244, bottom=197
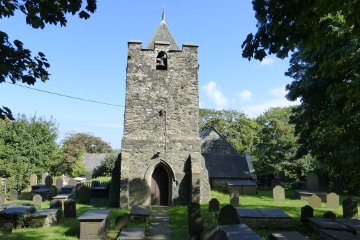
left=156, top=51, right=167, bottom=70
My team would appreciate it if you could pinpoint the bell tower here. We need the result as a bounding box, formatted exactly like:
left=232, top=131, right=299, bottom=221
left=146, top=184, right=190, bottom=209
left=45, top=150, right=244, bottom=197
left=119, top=14, right=210, bottom=208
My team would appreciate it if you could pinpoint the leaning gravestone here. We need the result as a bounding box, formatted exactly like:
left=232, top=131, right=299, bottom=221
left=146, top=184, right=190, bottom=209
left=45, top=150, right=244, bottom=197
left=33, top=194, right=42, bottom=210
left=342, top=198, right=358, bottom=219
left=50, top=199, right=62, bottom=209
left=78, top=185, right=91, bottom=204
left=9, top=189, right=18, bottom=201
left=230, top=191, right=239, bottom=207
left=209, top=198, right=220, bottom=212
left=218, top=204, right=240, bottom=225
left=114, top=215, right=128, bottom=232
left=327, top=192, right=339, bottom=209
left=56, top=178, right=63, bottom=191
left=64, top=199, right=76, bottom=218
left=301, top=205, right=313, bottom=222
left=30, top=173, right=38, bottom=187
left=273, top=185, right=285, bottom=202
left=323, top=211, right=336, bottom=219
left=45, top=175, right=53, bottom=188
left=42, top=172, right=49, bottom=184
left=85, top=172, right=92, bottom=182
left=306, top=172, right=319, bottom=191
left=309, top=194, right=322, bottom=208
left=0, top=193, right=5, bottom=205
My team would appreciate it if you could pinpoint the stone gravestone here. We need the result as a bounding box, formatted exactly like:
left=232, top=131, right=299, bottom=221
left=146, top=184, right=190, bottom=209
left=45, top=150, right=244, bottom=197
left=209, top=198, right=220, bottom=212
left=78, top=185, right=91, bottom=204
left=273, top=185, right=285, bottom=202
left=323, top=211, right=336, bottom=219
left=342, top=198, right=358, bottom=219
left=68, top=178, right=75, bottom=186
left=187, top=202, right=203, bottom=240
left=9, top=189, right=18, bottom=201
left=3, top=222, right=13, bottom=234
left=50, top=199, right=62, bottom=209
left=230, top=191, right=239, bottom=207
left=64, top=199, right=76, bottom=218
left=56, top=178, right=63, bottom=191
left=279, top=171, right=285, bottom=182
left=200, top=225, right=227, bottom=240
left=33, top=194, right=42, bottom=210
left=0, top=193, right=5, bottom=205
left=327, top=192, right=339, bottom=209
left=30, top=173, right=38, bottom=187
left=301, top=205, right=313, bottom=222
left=85, top=172, right=92, bottom=182
left=188, top=202, right=201, bottom=217
left=218, top=204, right=240, bottom=225
left=115, top=215, right=128, bottom=232
left=48, top=186, right=58, bottom=200
left=306, top=172, right=319, bottom=191
left=309, top=194, right=322, bottom=208
left=42, top=172, right=49, bottom=184
left=45, top=175, right=53, bottom=188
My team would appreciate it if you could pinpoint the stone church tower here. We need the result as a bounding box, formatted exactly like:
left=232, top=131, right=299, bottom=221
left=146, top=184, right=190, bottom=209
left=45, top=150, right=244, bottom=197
left=119, top=14, right=210, bottom=208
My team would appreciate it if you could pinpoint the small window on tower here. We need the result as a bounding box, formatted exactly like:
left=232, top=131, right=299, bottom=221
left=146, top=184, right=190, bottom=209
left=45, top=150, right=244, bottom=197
left=156, top=51, right=167, bottom=70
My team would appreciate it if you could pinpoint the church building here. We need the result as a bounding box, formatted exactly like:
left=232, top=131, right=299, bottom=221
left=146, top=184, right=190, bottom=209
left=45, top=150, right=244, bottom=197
left=118, top=13, right=211, bottom=208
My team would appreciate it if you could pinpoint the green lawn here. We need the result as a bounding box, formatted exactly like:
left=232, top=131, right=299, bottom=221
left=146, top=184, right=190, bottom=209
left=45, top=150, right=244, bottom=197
left=1, top=186, right=359, bottom=240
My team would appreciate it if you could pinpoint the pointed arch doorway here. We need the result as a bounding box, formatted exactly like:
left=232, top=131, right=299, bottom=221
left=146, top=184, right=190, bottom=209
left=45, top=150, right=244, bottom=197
left=151, top=164, right=170, bottom=206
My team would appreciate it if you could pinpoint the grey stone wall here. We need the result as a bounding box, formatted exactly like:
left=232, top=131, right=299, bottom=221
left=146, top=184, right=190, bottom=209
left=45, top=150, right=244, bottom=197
left=120, top=41, right=210, bottom=208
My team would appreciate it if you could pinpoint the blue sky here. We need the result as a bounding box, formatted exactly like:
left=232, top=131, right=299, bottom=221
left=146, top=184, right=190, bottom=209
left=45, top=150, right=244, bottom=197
left=0, top=1, right=299, bottom=149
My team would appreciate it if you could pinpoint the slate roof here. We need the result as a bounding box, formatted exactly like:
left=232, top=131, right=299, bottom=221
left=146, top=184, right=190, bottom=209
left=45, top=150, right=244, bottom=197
left=145, top=20, right=180, bottom=50
left=202, top=153, right=252, bottom=179
left=82, top=153, right=107, bottom=172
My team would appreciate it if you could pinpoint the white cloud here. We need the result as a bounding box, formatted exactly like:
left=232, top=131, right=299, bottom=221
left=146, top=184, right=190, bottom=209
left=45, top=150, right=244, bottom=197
left=202, top=81, right=228, bottom=108
left=260, top=57, right=275, bottom=66
left=243, top=87, right=300, bottom=117
left=237, top=90, right=252, bottom=102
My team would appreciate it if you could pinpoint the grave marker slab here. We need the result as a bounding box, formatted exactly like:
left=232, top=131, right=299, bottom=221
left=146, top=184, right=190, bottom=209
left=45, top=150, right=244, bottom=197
left=32, top=194, right=42, bottom=210
left=30, top=173, right=37, bottom=187
left=327, top=192, right=339, bottom=209
left=318, top=229, right=360, bottom=240
left=273, top=185, right=285, bottom=202
left=230, top=191, right=239, bottom=207
left=50, top=199, right=62, bottom=209
left=301, top=205, right=313, bottom=222
left=64, top=199, right=76, bottom=218
left=9, top=189, right=18, bottom=201
left=45, top=175, right=53, bottom=189
left=42, top=172, right=49, bottom=184
left=343, top=198, right=358, bottom=219
left=200, top=225, right=227, bottom=240
left=309, top=194, right=322, bottom=208
left=220, top=224, right=263, bottom=240
left=270, top=231, right=308, bottom=240
left=29, top=208, right=62, bottom=228
left=130, top=205, right=149, bottom=223
left=118, top=227, right=145, bottom=240
left=78, top=186, right=91, bottom=204
left=68, top=178, right=75, bottom=186
left=78, top=210, right=111, bottom=240
left=218, top=205, right=240, bottom=225
left=307, top=172, right=319, bottom=191
left=56, top=178, right=63, bottom=191
left=208, top=198, right=220, bottom=212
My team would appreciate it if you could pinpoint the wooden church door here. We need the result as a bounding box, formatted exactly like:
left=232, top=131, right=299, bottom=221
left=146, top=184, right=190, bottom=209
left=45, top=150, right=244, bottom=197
left=151, top=164, right=169, bottom=205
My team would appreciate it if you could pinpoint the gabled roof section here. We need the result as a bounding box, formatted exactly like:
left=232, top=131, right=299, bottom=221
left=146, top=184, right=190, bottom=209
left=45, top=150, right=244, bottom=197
left=200, top=126, right=239, bottom=154
left=145, top=20, right=180, bottom=50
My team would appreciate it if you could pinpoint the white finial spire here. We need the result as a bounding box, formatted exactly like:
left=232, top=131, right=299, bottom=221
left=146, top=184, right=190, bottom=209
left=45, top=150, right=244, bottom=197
left=162, top=6, right=165, bottom=21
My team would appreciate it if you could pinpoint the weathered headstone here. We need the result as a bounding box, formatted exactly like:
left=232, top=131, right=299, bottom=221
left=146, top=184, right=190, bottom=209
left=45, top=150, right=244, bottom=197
left=50, top=199, right=62, bottom=209
left=218, top=204, right=240, bottom=225
left=68, top=178, right=75, bottom=186
left=309, top=194, right=322, bottom=208
left=342, top=198, right=358, bottom=219
left=230, top=191, right=239, bottom=207
left=0, top=193, right=5, bottom=205
left=323, top=211, right=336, bottom=219
left=45, top=175, right=53, bottom=188
left=273, top=185, right=285, bottom=202
left=64, top=199, right=76, bottom=218
left=301, top=205, right=313, bottom=222
left=48, top=186, right=58, bottom=200
left=42, top=172, right=49, bottom=184
left=33, top=194, right=42, bottom=210
left=78, top=185, right=91, bottom=204
left=3, top=222, right=13, bottom=234
left=326, top=192, right=339, bottom=209
left=188, top=213, right=203, bottom=240
left=85, top=171, right=92, bottom=182
left=200, top=225, right=227, bottom=240
left=306, top=172, right=319, bottom=191
left=208, top=198, right=220, bottom=212
left=9, top=189, right=18, bottom=201
left=114, top=215, right=128, bottom=232
left=56, top=178, right=63, bottom=191
left=30, top=173, right=38, bottom=187
left=188, top=202, right=200, bottom=217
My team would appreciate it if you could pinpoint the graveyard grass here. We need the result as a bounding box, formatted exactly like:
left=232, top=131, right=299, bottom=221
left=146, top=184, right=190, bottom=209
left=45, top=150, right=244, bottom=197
left=1, top=184, right=360, bottom=240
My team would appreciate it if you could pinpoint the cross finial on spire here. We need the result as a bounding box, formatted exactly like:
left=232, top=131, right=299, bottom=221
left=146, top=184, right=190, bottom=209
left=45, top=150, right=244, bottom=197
left=162, top=6, right=165, bottom=21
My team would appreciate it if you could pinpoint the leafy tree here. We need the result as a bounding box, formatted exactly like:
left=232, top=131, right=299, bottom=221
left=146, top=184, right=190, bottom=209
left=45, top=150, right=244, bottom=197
left=94, top=153, right=118, bottom=177
left=61, top=132, right=113, bottom=175
left=243, top=1, right=360, bottom=186
left=72, top=153, right=87, bottom=177
left=0, top=115, right=62, bottom=190
left=0, top=0, right=97, bottom=119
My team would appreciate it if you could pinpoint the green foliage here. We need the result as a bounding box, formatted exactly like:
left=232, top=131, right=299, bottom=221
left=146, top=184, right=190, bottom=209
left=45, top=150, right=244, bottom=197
left=61, top=132, right=113, bottom=175
left=71, top=153, right=87, bottom=177
left=0, top=0, right=97, bottom=119
left=0, top=115, right=62, bottom=191
left=95, top=154, right=118, bottom=177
